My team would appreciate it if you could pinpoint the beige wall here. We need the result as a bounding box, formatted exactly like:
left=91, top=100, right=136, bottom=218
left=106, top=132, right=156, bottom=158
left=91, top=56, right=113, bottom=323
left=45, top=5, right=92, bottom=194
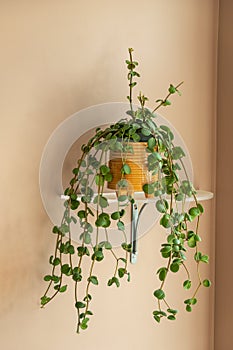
left=215, top=1, right=233, bottom=349
left=0, top=1, right=217, bottom=349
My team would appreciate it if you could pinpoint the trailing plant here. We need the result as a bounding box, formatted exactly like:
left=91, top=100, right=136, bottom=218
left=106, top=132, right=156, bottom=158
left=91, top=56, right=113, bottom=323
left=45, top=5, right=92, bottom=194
left=41, top=48, right=211, bottom=332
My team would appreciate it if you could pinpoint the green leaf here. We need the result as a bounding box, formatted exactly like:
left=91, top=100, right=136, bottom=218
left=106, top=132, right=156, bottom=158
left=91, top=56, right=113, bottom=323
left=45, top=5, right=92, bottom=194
left=111, top=211, right=121, bottom=220
left=156, top=199, right=168, bottom=213
left=61, top=264, right=72, bottom=275
left=186, top=305, right=192, bottom=312
left=88, top=276, right=99, bottom=285
left=197, top=203, right=204, bottom=213
left=184, top=298, right=191, bottom=304
left=100, top=165, right=110, bottom=175
left=168, top=84, right=176, bottom=94
left=99, top=195, right=109, bottom=208
left=41, top=296, right=51, bottom=306
left=203, top=279, right=211, bottom=287
left=148, top=151, right=162, bottom=162
left=71, top=199, right=80, bottom=210
left=189, top=207, right=200, bottom=218
left=167, top=308, right=178, bottom=315
left=121, top=242, right=131, bottom=252
left=142, top=183, right=154, bottom=195
left=170, top=262, right=180, bottom=273
left=83, top=294, right=92, bottom=302
left=147, top=137, right=156, bottom=150
left=118, top=268, right=126, bottom=278
left=104, top=173, right=113, bottom=182
left=200, top=255, right=209, bottom=263
left=80, top=322, right=88, bottom=330
left=127, top=272, right=131, bottom=282
left=72, top=271, right=82, bottom=282
left=132, top=133, right=141, bottom=142
left=188, top=236, right=196, bottom=248
left=153, top=314, right=161, bottom=323
left=141, top=128, right=151, bottom=136
left=171, top=146, right=185, bottom=160
left=153, top=310, right=167, bottom=317
left=53, top=257, right=60, bottom=266
left=117, top=221, right=125, bottom=231
left=68, top=245, right=75, bottom=254
left=162, top=99, right=171, bottom=106
left=83, top=232, right=91, bottom=244
left=51, top=276, right=60, bottom=283
left=154, top=289, right=165, bottom=300
left=194, top=234, right=202, bottom=242
left=95, top=174, right=104, bottom=186
left=167, top=315, right=176, bottom=321
left=160, top=245, right=172, bottom=253
left=71, top=216, right=77, bottom=224
left=108, top=277, right=120, bottom=288
left=95, top=213, right=110, bottom=228
left=77, top=246, right=90, bottom=257
left=43, top=275, right=52, bottom=282
left=112, top=277, right=120, bottom=287
left=160, top=214, right=171, bottom=228
left=52, top=226, right=60, bottom=234
left=75, top=301, right=86, bottom=309
left=92, top=250, right=104, bottom=262
left=104, top=241, right=112, bottom=250
left=59, top=285, right=67, bottom=293
left=183, top=280, right=192, bottom=290
left=194, top=251, right=202, bottom=262
left=121, top=163, right=131, bottom=175
left=60, top=223, right=69, bottom=234
left=80, top=317, right=90, bottom=330
left=107, top=278, right=113, bottom=286
left=175, top=193, right=184, bottom=201
left=190, top=298, right=197, bottom=305
left=157, top=267, right=168, bottom=281
left=117, top=195, right=128, bottom=202
left=72, top=167, right=79, bottom=175
left=77, top=210, right=87, bottom=219
left=172, top=244, right=180, bottom=253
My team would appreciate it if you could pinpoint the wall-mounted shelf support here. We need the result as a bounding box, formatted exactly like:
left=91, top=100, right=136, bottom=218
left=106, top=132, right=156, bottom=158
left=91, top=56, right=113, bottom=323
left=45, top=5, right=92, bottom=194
left=60, top=190, right=213, bottom=264
left=130, top=202, right=139, bottom=264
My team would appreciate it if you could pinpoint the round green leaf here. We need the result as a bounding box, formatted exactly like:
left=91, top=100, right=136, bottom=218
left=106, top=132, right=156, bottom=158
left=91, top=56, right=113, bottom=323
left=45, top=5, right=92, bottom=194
left=156, top=199, right=168, bottom=213
left=203, top=279, right=211, bottom=287
left=111, top=211, right=121, bottom=220
left=142, top=183, right=154, bottom=195
left=189, top=207, right=200, bottom=218
left=59, top=285, right=67, bottom=293
left=183, top=280, right=191, bottom=290
left=170, top=262, right=180, bottom=273
left=44, top=275, right=52, bottom=281
left=121, top=163, right=131, bottom=175
left=100, top=165, right=110, bottom=175
left=160, top=214, right=171, bottom=228
left=154, top=289, right=165, bottom=300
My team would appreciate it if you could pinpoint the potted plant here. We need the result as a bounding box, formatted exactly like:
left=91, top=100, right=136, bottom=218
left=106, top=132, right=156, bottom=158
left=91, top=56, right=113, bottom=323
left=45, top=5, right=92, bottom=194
left=40, top=48, right=211, bottom=332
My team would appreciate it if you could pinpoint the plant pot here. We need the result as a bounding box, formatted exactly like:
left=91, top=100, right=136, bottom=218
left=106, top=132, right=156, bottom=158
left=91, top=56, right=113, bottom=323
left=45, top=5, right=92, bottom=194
left=107, top=142, right=157, bottom=197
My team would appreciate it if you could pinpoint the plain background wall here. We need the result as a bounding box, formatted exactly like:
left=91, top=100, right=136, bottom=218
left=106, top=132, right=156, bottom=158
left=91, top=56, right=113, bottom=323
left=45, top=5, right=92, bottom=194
left=0, top=1, right=217, bottom=349
left=215, top=0, right=233, bottom=349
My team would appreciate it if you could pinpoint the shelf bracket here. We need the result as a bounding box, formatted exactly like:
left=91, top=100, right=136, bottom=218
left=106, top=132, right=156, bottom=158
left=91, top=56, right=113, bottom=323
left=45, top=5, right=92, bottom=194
left=130, top=202, right=149, bottom=264
left=130, top=201, right=139, bottom=264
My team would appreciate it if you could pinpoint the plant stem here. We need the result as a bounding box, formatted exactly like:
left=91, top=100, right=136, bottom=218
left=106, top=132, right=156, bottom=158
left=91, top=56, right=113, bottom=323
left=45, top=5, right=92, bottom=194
left=152, top=81, right=184, bottom=113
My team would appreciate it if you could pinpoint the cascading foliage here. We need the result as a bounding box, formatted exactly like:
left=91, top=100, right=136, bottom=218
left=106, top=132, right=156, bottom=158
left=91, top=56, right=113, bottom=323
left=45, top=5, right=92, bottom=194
left=41, top=48, right=211, bottom=332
